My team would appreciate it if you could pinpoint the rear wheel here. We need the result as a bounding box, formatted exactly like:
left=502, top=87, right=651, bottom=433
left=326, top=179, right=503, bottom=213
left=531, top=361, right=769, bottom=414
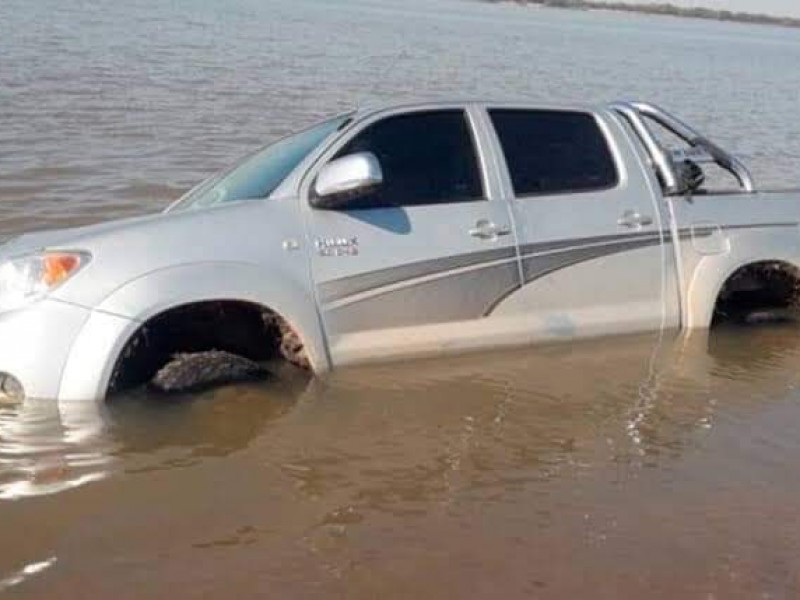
left=712, top=261, right=800, bottom=327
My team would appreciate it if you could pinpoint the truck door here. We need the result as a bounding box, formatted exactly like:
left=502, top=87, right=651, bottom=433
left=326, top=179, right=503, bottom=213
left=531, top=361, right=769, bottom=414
left=301, top=107, right=523, bottom=365
left=484, top=107, right=679, bottom=339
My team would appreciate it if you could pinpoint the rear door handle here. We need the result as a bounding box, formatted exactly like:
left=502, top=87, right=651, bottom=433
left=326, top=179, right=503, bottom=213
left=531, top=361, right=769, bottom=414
left=618, top=210, right=654, bottom=229
left=469, top=219, right=512, bottom=240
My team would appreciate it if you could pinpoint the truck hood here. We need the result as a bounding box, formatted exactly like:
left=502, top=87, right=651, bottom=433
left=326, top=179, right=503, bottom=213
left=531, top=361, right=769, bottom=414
left=1, top=199, right=304, bottom=310
left=0, top=214, right=159, bottom=258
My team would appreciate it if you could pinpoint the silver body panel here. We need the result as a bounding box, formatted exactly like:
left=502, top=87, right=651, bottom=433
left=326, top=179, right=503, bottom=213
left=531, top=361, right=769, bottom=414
left=1, top=99, right=799, bottom=402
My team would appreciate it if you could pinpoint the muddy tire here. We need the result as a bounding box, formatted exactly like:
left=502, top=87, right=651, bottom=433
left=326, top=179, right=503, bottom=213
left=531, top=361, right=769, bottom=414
left=713, top=261, right=800, bottom=327
left=151, top=350, right=268, bottom=393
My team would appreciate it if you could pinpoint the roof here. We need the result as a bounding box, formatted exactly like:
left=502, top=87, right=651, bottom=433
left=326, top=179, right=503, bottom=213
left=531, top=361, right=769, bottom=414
left=349, top=98, right=605, bottom=119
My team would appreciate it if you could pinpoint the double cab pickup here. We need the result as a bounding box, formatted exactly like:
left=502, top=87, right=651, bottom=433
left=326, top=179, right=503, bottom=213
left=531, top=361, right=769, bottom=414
left=1, top=100, right=799, bottom=402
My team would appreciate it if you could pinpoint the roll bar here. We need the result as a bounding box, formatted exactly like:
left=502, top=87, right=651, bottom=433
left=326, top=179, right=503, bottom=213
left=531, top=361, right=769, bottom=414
left=609, top=101, right=755, bottom=195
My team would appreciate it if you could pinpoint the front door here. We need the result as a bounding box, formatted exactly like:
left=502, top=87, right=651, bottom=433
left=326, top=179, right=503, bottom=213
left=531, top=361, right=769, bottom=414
left=484, top=107, right=679, bottom=340
left=301, top=107, right=523, bottom=365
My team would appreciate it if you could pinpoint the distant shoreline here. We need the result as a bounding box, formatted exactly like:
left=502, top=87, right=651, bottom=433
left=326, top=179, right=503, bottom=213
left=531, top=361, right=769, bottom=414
left=489, top=1, right=800, bottom=29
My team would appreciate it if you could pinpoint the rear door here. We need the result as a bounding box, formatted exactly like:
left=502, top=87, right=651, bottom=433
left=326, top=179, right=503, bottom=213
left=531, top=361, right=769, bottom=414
left=484, top=107, right=679, bottom=339
left=301, top=107, right=524, bottom=365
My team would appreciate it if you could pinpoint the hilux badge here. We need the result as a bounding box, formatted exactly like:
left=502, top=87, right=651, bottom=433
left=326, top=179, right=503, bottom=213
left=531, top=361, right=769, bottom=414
left=315, top=236, right=359, bottom=257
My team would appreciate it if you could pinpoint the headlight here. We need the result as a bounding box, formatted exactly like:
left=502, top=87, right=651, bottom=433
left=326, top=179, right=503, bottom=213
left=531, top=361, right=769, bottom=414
left=0, top=251, right=89, bottom=312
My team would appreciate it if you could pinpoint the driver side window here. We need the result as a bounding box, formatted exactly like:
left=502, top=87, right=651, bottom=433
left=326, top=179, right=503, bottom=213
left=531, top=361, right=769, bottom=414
left=332, top=110, right=484, bottom=210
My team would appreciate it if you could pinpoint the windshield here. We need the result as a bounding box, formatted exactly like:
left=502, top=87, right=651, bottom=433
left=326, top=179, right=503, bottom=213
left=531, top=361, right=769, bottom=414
left=172, top=115, right=350, bottom=211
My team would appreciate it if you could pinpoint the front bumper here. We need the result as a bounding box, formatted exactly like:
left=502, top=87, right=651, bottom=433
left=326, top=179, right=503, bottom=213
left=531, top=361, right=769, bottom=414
left=0, top=299, right=135, bottom=402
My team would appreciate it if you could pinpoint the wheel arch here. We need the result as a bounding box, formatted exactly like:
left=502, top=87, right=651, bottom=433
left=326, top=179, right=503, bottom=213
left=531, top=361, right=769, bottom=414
left=58, top=262, right=329, bottom=402
left=687, top=253, right=800, bottom=329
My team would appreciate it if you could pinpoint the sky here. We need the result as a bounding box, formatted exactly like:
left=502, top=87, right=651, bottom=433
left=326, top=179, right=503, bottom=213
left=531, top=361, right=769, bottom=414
left=592, top=0, right=800, bottom=18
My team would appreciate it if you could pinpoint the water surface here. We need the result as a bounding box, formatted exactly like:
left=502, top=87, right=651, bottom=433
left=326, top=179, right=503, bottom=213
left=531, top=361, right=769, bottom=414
left=3, top=329, right=800, bottom=598
left=2, top=0, right=800, bottom=236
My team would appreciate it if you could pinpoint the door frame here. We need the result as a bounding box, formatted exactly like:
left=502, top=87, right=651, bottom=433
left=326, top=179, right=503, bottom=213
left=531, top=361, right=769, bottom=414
left=472, top=103, right=680, bottom=340
left=296, top=102, right=526, bottom=365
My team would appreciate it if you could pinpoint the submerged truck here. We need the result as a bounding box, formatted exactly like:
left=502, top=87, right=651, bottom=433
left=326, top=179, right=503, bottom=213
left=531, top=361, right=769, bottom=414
left=1, top=100, right=799, bottom=402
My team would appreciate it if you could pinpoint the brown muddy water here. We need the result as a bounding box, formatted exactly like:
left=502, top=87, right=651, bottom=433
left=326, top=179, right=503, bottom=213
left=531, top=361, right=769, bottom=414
left=4, top=0, right=800, bottom=597
left=5, top=329, right=800, bottom=598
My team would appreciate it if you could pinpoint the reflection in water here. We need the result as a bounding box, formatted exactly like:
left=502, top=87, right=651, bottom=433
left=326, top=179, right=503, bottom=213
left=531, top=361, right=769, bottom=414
left=3, top=326, right=800, bottom=503
left=105, top=365, right=311, bottom=470
left=3, top=328, right=800, bottom=597
left=0, top=398, right=110, bottom=500
left=0, top=557, right=57, bottom=594
left=0, top=365, right=310, bottom=500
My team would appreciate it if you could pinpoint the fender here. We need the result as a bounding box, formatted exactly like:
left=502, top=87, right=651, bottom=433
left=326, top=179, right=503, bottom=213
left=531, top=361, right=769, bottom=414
left=58, top=262, right=329, bottom=402
left=683, top=229, right=800, bottom=329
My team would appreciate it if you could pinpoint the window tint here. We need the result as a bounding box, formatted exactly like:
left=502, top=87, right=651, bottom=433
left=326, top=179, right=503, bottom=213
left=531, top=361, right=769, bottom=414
left=489, top=110, right=618, bottom=196
left=330, top=110, right=483, bottom=209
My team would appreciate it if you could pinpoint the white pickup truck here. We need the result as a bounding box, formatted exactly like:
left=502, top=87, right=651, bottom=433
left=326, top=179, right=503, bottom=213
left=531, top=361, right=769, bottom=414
left=1, top=100, right=798, bottom=402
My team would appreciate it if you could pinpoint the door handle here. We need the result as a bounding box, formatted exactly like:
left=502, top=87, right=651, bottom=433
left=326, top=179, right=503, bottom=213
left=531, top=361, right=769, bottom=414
left=469, top=219, right=512, bottom=240
left=618, top=210, right=654, bottom=229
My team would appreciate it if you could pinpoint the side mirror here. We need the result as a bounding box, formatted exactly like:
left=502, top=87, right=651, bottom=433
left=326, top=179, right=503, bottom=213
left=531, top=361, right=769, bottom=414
left=311, top=152, right=383, bottom=210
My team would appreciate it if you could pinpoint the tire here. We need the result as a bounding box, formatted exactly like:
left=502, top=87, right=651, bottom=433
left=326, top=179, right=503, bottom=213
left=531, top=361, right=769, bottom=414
left=151, top=350, right=268, bottom=393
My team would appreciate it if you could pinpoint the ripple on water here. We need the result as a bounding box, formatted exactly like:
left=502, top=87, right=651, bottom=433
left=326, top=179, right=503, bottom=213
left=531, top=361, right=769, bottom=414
left=2, top=329, right=800, bottom=596
left=0, top=557, right=58, bottom=594
left=0, top=399, right=112, bottom=500
left=3, top=1, right=800, bottom=594
left=2, top=0, right=800, bottom=234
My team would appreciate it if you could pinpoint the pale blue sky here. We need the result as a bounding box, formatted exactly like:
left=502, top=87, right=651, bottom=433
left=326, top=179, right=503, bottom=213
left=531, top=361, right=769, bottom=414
left=594, top=0, right=800, bottom=18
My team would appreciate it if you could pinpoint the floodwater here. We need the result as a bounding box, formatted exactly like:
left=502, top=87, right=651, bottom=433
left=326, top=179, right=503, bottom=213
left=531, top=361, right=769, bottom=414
left=3, top=0, right=800, bottom=597
left=6, top=330, right=800, bottom=598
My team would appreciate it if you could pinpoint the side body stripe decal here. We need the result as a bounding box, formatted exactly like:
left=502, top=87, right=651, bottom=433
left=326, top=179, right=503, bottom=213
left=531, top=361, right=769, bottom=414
left=319, top=222, right=797, bottom=333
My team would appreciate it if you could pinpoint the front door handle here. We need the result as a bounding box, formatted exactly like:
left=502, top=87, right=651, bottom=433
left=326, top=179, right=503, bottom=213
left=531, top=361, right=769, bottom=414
left=469, top=219, right=512, bottom=240
left=618, top=210, right=654, bottom=229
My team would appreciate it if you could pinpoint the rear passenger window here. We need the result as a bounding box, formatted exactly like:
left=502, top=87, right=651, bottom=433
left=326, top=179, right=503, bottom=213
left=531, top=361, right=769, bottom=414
left=331, top=110, right=484, bottom=209
left=489, top=109, right=618, bottom=197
